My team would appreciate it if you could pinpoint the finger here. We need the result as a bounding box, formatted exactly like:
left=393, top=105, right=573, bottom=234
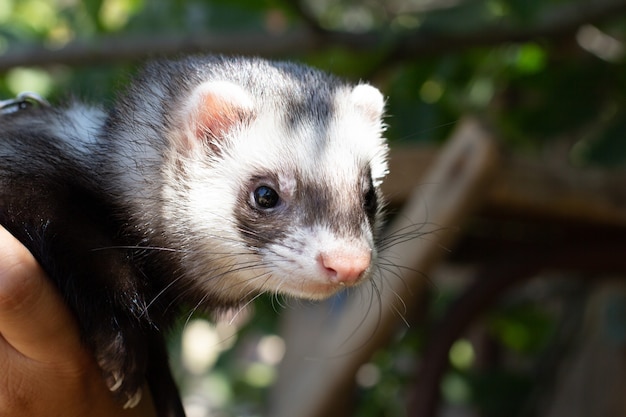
left=0, top=226, right=85, bottom=364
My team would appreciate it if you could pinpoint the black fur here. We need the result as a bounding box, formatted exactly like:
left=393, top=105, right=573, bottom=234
left=0, top=107, right=186, bottom=416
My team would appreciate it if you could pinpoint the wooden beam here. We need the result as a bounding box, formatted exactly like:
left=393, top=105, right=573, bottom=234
left=383, top=142, right=626, bottom=228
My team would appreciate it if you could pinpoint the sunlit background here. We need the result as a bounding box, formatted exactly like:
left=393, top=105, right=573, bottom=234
left=1, top=1, right=625, bottom=416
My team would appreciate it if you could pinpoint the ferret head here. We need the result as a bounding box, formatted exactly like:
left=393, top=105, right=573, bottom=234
left=148, top=57, right=388, bottom=303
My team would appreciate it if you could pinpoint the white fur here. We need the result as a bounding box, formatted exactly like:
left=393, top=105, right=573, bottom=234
left=162, top=83, right=387, bottom=300
left=61, top=105, right=106, bottom=146
left=108, top=60, right=388, bottom=302
left=261, top=225, right=374, bottom=299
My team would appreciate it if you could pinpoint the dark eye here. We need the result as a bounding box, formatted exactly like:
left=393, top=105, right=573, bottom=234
left=254, top=186, right=280, bottom=209
left=363, top=185, right=377, bottom=215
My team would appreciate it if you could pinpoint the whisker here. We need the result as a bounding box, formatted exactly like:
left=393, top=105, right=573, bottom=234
left=141, top=274, right=185, bottom=318
left=91, top=245, right=185, bottom=253
left=228, top=291, right=266, bottom=325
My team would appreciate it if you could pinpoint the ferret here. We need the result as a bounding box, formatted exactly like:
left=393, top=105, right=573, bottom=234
left=0, top=55, right=388, bottom=417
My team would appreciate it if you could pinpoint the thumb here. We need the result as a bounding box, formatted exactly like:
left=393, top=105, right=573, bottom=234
left=0, top=225, right=85, bottom=364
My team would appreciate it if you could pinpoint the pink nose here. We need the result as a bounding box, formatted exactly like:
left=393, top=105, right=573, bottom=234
left=319, top=250, right=371, bottom=285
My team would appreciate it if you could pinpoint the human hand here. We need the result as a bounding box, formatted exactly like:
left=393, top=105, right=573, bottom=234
left=0, top=226, right=156, bottom=417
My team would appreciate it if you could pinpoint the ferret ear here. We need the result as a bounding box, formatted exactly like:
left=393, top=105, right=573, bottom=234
left=350, top=84, right=385, bottom=123
left=185, top=81, right=255, bottom=151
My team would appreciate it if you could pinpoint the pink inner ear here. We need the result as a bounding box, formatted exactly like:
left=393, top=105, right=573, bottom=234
left=187, top=82, right=255, bottom=150
left=195, top=94, right=242, bottom=140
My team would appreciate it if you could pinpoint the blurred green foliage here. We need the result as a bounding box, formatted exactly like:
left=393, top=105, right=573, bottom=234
left=2, top=0, right=625, bottom=167
left=1, top=1, right=624, bottom=416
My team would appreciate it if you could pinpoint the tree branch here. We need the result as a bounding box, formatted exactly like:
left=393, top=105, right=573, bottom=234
left=0, top=31, right=319, bottom=72
left=0, top=0, right=624, bottom=72
left=388, top=0, right=626, bottom=60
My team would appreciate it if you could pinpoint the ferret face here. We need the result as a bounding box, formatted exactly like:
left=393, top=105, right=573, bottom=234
left=160, top=61, right=388, bottom=303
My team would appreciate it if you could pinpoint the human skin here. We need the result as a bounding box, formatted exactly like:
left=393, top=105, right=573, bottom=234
left=0, top=226, right=156, bottom=417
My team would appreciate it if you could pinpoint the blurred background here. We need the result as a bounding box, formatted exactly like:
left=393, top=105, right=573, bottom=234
left=1, top=1, right=625, bottom=416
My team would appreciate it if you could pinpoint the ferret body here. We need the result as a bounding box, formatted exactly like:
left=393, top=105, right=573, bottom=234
left=0, top=55, right=388, bottom=416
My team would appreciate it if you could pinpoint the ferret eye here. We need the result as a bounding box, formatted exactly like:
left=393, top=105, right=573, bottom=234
left=363, top=185, right=377, bottom=214
left=254, top=186, right=280, bottom=209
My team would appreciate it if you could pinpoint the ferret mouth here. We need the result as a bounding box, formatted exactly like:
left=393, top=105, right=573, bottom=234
left=277, top=277, right=364, bottom=300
